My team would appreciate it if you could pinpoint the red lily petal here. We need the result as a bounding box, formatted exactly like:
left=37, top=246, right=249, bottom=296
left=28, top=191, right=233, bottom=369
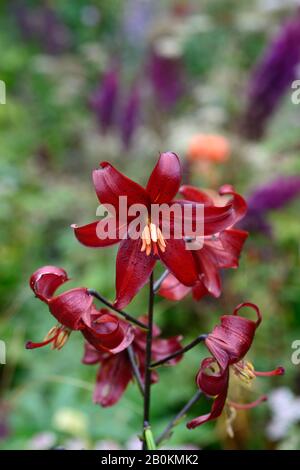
left=216, top=229, right=248, bottom=268
left=205, top=310, right=259, bottom=371
left=72, top=220, right=124, bottom=247
left=158, top=273, right=191, bottom=301
left=146, top=152, right=182, bottom=203
left=159, top=238, right=198, bottom=286
left=48, top=287, right=93, bottom=330
left=192, top=281, right=209, bottom=301
left=83, top=308, right=134, bottom=353
left=194, top=247, right=222, bottom=298
left=218, top=184, right=248, bottom=226
left=203, top=229, right=248, bottom=269
left=187, top=358, right=229, bottom=429
left=93, top=352, right=133, bottom=407
left=133, top=347, right=159, bottom=384
left=177, top=185, right=247, bottom=236
left=151, top=335, right=183, bottom=365
left=93, top=162, right=149, bottom=217
left=82, top=342, right=108, bottom=364
left=233, top=302, right=262, bottom=327
left=114, top=238, right=156, bottom=309
left=29, top=266, right=68, bottom=302
left=179, top=185, right=214, bottom=205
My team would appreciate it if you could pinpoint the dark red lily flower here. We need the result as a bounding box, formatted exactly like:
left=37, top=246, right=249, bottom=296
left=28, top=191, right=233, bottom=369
left=187, top=303, right=284, bottom=430
left=159, top=185, right=248, bottom=301
left=73, top=153, right=247, bottom=309
left=27, top=266, right=134, bottom=354
left=82, top=316, right=183, bottom=407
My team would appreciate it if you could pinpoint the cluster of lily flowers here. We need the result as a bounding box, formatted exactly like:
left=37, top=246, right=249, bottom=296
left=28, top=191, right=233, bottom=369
left=27, top=151, right=284, bottom=434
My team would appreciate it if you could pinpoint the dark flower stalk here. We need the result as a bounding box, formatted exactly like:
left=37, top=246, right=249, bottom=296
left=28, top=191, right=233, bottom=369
left=88, top=289, right=148, bottom=330
left=142, top=273, right=155, bottom=449
left=156, top=390, right=202, bottom=446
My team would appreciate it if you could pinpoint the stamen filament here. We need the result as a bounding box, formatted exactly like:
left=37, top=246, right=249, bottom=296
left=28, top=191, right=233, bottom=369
left=254, top=366, right=285, bottom=377
left=228, top=394, right=267, bottom=410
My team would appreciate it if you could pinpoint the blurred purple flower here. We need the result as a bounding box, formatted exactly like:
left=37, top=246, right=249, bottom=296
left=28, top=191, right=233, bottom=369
left=240, top=175, right=300, bottom=235
left=13, top=2, right=71, bottom=55
left=90, top=67, right=120, bottom=132
left=120, top=85, right=140, bottom=149
left=241, top=11, right=300, bottom=140
left=122, top=0, right=156, bottom=48
left=148, top=49, right=185, bottom=110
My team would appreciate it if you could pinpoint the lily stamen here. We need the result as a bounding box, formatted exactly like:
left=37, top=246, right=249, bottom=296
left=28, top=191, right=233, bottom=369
left=141, top=222, right=166, bottom=256
left=26, top=325, right=71, bottom=350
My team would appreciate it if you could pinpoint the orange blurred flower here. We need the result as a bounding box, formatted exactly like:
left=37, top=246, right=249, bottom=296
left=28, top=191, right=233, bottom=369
left=187, top=134, right=230, bottom=163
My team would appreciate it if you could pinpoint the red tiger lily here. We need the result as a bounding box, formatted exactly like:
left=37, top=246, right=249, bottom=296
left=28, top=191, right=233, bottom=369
left=82, top=316, right=183, bottom=407
left=27, top=266, right=134, bottom=354
left=159, top=185, right=248, bottom=301
left=187, top=302, right=284, bottom=430
left=73, top=152, right=247, bottom=309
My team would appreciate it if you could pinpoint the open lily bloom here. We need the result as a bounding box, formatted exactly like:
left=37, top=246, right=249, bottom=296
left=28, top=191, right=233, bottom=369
left=82, top=316, right=183, bottom=407
left=159, top=185, right=248, bottom=301
left=27, top=266, right=134, bottom=353
left=73, top=152, right=247, bottom=309
left=187, top=303, right=284, bottom=430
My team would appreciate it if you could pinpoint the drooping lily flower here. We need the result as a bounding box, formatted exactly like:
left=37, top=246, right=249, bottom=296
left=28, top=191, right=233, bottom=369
left=159, top=185, right=248, bottom=301
left=26, top=266, right=134, bottom=353
left=73, top=152, right=247, bottom=309
left=82, top=316, right=183, bottom=407
left=187, top=303, right=284, bottom=430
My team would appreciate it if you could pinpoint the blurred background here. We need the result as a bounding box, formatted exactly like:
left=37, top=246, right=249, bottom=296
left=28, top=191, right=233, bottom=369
left=1, top=0, right=300, bottom=450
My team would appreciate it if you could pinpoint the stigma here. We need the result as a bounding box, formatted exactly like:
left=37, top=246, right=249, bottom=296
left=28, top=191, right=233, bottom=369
left=141, top=223, right=166, bottom=256
left=26, top=325, right=71, bottom=350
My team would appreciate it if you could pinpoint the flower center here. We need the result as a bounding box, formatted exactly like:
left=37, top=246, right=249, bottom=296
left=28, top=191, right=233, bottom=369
left=232, top=360, right=256, bottom=386
left=26, top=325, right=71, bottom=350
left=141, top=222, right=166, bottom=256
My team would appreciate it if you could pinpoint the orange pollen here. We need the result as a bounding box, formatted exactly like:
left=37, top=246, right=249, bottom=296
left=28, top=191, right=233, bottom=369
left=141, top=223, right=166, bottom=256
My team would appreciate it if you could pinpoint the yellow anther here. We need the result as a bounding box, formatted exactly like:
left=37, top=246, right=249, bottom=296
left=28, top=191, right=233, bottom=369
left=44, top=325, right=71, bottom=351
left=233, top=360, right=256, bottom=385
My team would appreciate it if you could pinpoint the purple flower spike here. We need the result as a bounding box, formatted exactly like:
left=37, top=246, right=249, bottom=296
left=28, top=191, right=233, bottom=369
left=241, top=11, right=300, bottom=140
left=148, top=49, right=185, bottom=110
left=90, top=66, right=120, bottom=132
left=240, top=175, right=300, bottom=235
left=120, top=85, right=140, bottom=149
